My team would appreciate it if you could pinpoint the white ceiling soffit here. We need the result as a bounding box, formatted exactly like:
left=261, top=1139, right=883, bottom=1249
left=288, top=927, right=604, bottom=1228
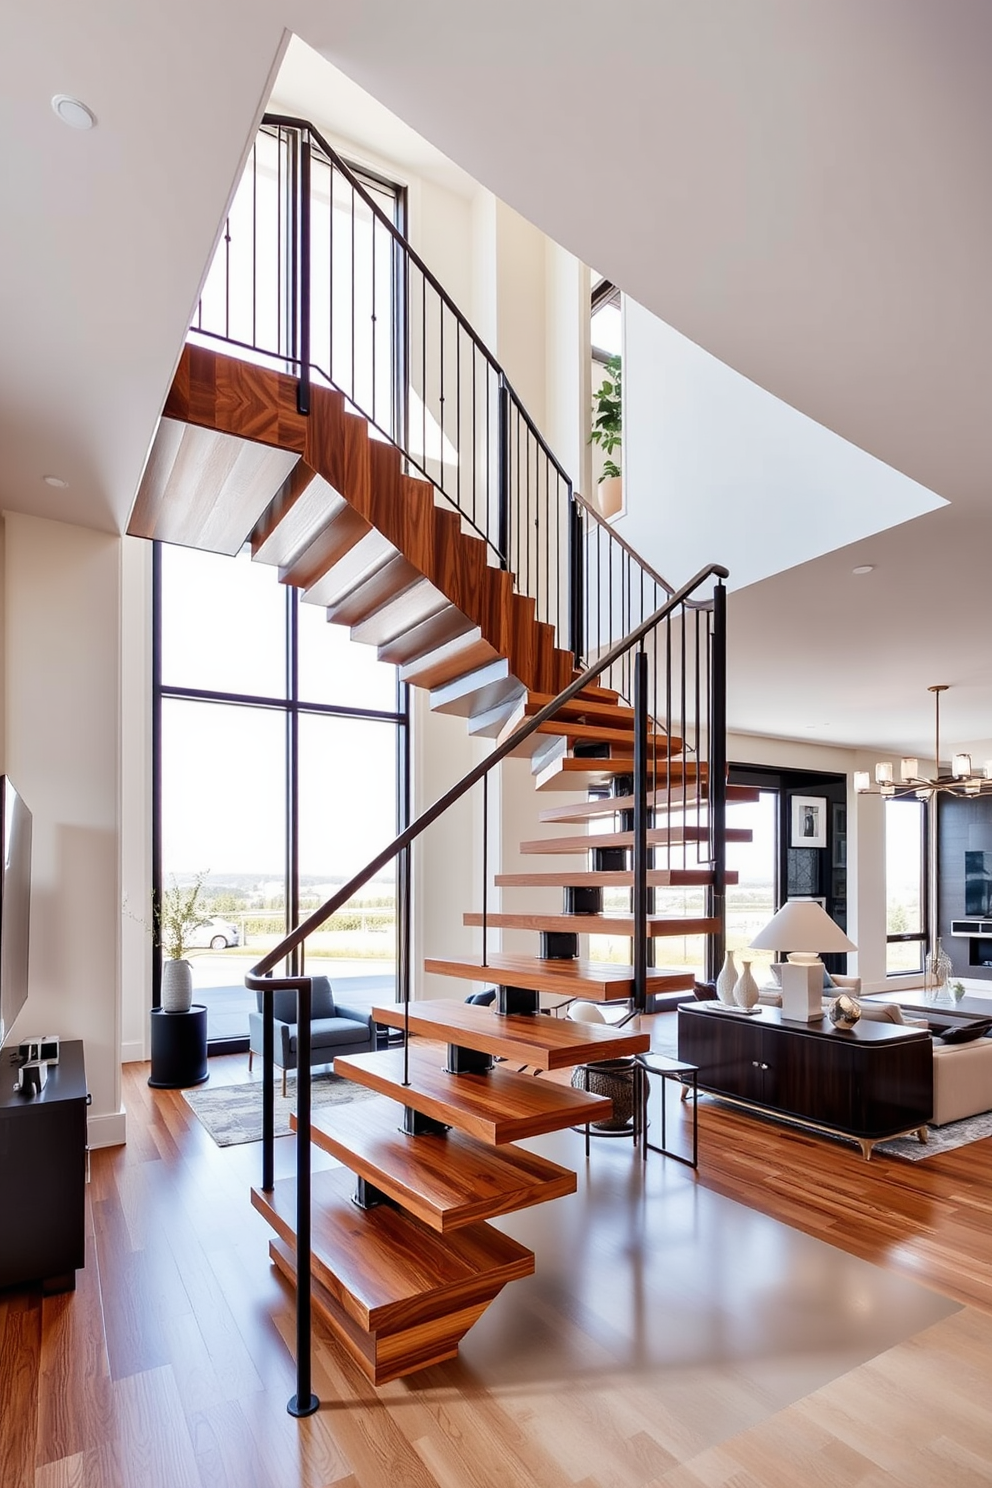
left=0, top=1, right=287, bottom=533
left=297, top=0, right=992, bottom=515
left=268, top=35, right=479, bottom=198
left=620, top=301, right=945, bottom=594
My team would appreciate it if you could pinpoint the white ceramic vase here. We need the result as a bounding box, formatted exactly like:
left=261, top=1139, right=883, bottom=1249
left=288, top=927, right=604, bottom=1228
left=733, top=959, right=760, bottom=1012
left=161, top=958, right=193, bottom=1013
left=716, top=950, right=738, bottom=1005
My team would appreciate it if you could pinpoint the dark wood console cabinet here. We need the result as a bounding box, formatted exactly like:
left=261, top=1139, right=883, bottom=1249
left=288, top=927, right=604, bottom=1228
left=678, top=1005, right=933, bottom=1158
left=0, top=1039, right=88, bottom=1292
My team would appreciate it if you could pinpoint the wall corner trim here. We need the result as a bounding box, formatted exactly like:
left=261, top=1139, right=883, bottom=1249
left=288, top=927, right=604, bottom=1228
left=88, top=1108, right=127, bottom=1149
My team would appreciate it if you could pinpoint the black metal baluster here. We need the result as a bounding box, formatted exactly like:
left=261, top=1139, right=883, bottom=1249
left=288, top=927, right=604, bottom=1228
left=633, top=649, right=649, bottom=1016
left=297, top=132, right=311, bottom=416
left=288, top=979, right=318, bottom=1418
left=708, top=584, right=727, bottom=980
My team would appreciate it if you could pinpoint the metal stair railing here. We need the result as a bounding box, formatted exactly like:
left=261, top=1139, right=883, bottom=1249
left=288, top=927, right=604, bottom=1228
left=246, top=560, right=728, bottom=1417
left=190, top=112, right=712, bottom=681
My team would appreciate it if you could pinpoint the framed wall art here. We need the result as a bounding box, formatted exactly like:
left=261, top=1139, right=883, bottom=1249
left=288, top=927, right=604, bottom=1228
left=790, top=795, right=827, bottom=849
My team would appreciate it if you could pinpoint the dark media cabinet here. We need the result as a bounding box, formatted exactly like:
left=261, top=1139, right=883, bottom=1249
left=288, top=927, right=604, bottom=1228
left=678, top=1004, right=933, bottom=1159
left=0, top=1039, right=88, bottom=1292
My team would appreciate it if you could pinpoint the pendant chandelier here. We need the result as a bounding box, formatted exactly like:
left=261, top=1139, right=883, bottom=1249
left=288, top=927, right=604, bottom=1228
left=854, top=685, right=992, bottom=800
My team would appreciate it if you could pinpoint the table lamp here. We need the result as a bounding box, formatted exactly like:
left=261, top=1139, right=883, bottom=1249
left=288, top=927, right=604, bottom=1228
left=749, top=900, right=857, bottom=1021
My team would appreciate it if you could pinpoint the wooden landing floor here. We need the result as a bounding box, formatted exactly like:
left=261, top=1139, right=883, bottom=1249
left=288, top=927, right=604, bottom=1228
left=2, top=1046, right=992, bottom=1488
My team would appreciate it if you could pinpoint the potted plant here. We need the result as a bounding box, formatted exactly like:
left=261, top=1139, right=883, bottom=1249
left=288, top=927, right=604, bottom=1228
left=589, top=353, right=622, bottom=518
left=156, top=873, right=208, bottom=1013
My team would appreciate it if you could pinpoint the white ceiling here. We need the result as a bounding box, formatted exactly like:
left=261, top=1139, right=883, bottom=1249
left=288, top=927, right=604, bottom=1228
left=4, top=1, right=992, bottom=754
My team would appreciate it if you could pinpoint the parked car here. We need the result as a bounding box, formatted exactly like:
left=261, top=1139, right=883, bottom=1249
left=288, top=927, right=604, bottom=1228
left=187, top=916, right=240, bottom=950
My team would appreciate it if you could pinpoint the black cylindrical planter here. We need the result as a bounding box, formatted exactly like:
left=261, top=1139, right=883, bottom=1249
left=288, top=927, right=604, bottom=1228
left=148, top=1005, right=209, bottom=1089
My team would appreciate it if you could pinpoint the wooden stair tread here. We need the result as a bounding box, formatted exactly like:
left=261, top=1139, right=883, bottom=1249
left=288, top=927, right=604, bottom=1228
left=521, top=692, right=636, bottom=727
left=519, top=826, right=751, bottom=853
left=494, top=868, right=739, bottom=887
left=537, top=785, right=759, bottom=822
left=511, top=718, right=681, bottom=753
left=299, top=1097, right=576, bottom=1231
left=463, top=912, right=720, bottom=937
left=534, top=754, right=707, bottom=791
left=333, top=1045, right=614, bottom=1141
left=252, top=1165, right=532, bottom=1360
left=423, top=953, right=694, bottom=1001
left=370, top=999, right=650, bottom=1068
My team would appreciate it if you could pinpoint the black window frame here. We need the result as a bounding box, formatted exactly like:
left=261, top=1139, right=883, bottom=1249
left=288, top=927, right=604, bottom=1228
left=152, top=543, right=410, bottom=1052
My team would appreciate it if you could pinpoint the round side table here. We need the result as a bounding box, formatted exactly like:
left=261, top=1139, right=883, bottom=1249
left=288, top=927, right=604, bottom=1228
left=148, top=1005, right=209, bottom=1089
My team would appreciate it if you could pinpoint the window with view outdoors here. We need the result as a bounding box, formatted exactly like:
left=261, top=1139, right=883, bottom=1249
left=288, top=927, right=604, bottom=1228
left=156, top=543, right=408, bottom=1047
left=886, top=796, right=927, bottom=974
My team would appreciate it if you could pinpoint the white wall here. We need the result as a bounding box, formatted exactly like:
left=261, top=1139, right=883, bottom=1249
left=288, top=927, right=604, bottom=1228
left=621, top=298, right=945, bottom=593
left=120, top=537, right=153, bottom=1062
left=3, top=514, right=125, bottom=1146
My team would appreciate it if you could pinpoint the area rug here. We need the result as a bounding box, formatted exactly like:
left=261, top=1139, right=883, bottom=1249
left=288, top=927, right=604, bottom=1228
left=874, top=1109, right=992, bottom=1161
left=183, top=1073, right=377, bottom=1147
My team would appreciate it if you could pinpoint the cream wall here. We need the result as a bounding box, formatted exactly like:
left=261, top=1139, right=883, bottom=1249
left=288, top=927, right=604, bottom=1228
left=3, top=513, right=125, bottom=1146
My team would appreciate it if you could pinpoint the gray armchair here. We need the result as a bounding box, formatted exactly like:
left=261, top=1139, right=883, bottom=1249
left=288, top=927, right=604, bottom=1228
left=247, top=976, right=376, bottom=1096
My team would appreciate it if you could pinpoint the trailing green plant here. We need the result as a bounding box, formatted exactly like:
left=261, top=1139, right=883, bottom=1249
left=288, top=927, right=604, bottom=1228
left=155, top=872, right=209, bottom=961
left=589, top=353, right=622, bottom=482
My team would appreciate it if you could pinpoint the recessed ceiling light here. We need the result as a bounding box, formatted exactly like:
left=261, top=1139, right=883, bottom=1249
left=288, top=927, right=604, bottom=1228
left=852, top=564, right=875, bottom=576
left=51, top=95, right=96, bottom=130
left=43, top=474, right=69, bottom=488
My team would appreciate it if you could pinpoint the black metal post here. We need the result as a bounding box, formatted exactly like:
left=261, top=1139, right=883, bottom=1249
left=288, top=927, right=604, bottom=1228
left=288, top=979, right=318, bottom=1417
left=297, top=132, right=312, bottom=416
left=497, top=379, right=510, bottom=569
left=707, top=582, right=728, bottom=981
left=568, top=494, right=585, bottom=667
left=262, top=993, right=274, bottom=1193
left=633, top=648, right=649, bottom=1015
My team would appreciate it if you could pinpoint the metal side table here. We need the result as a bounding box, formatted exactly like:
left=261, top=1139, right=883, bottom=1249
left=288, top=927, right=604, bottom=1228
left=636, top=1053, right=698, bottom=1168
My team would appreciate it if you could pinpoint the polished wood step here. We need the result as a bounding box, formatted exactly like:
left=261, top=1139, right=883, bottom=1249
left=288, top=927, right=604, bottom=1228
left=370, top=999, right=650, bottom=1069
left=534, top=753, right=707, bottom=791
left=516, top=692, right=637, bottom=728
left=398, top=628, right=503, bottom=690
left=519, top=826, right=752, bottom=854
left=503, top=715, right=681, bottom=755
left=463, top=911, right=720, bottom=938
left=333, top=1044, right=614, bottom=1140
left=494, top=868, right=738, bottom=887
left=253, top=1167, right=534, bottom=1384
left=375, top=602, right=476, bottom=665
left=537, top=784, right=760, bottom=822
left=422, top=952, right=694, bottom=1001
left=350, top=577, right=451, bottom=648
left=298, top=1097, right=576, bottom=1232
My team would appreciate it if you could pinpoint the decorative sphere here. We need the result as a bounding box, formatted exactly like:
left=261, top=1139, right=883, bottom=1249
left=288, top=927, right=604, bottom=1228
left=829, top=993, right=861, bottom=1029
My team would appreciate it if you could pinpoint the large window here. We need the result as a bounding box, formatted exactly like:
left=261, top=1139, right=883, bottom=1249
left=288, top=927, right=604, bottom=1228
left=155, top=543, right=408, bottom=1046
left=885, top=796, right=927, bottom=974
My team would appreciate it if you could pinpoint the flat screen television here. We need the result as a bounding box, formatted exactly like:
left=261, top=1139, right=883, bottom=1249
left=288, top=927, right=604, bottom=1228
left=0, top=777, right=32, bottom=1051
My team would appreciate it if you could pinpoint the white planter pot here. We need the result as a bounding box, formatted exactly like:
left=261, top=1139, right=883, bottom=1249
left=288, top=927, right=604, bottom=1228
left=595, top=474, right=623, bottom=520
left=161, top=958, right=193, bottom=1013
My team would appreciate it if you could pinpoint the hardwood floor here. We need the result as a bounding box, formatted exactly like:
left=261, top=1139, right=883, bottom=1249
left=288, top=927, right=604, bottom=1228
left=4, top=1045, right=992, bottom=1487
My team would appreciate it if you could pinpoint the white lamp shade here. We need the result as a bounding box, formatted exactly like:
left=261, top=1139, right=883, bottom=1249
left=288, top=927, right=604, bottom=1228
left=853, top=770, right=870, bottom=793
left=900, top=758, right=918, bottom=781
left=749, top=899, right=856, bottom=954
left=875, top=762, right=893, bottom=785
left=953, top=753, right=972, bottom=779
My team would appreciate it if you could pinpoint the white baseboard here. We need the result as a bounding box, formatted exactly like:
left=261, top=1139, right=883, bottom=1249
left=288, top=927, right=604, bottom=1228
left=88, top=1107, right=127, bottom=1148
left=121, top=1039, right=146, bottom=1064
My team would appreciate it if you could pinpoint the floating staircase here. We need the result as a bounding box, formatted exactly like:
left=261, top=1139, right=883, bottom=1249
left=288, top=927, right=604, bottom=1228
left=132, top=341, right=739, bottom=1386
